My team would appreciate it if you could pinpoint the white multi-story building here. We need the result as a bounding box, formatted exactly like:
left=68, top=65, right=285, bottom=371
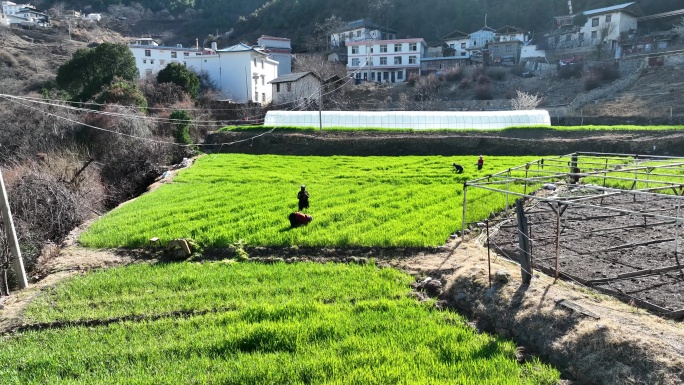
left=548, top=2, right=642, bottom=50
left=330, top=19, right=396, bottom=48
left=257, top=35, right=292, bottom=76
left=346, top=38, right=426, bottom=83
left=1, top=1, right=31, bottom=15
left=128, top=38, right=213, bottom=78
left=185, top=43, right=279, bottom=104
left=443, top=26, right=496, bottom=60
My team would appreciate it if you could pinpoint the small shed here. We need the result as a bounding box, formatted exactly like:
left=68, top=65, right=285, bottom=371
left=269, top=72, right=322, bottom=106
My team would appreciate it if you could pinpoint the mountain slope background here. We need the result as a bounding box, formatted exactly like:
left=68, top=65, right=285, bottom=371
left=35, top=0, right=683, bottom=49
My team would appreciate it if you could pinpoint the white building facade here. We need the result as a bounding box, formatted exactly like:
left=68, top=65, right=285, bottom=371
left=1, top=1, right=31, bottom=15
left=186, top=43, right=279, bottom=104
left=257, top=35, right=292, bottom=76
left=330, top=19, right=396, bottom=48
left=548, top=2, right=641, bottom=50
left=346, top=38, right=426, bottom=83
left=128, top=38, right=213, bottom=78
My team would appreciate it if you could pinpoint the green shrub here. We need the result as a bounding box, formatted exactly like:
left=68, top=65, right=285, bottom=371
left=170, top=110, right=192, bottom=144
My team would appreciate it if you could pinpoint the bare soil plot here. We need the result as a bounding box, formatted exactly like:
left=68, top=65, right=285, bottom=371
left=491, top=193, right=684, bottom=313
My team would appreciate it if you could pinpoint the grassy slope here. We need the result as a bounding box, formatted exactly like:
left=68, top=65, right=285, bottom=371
left=80, top=154, right=538, bottom=248
left=0, top=262, right=559, bottom=384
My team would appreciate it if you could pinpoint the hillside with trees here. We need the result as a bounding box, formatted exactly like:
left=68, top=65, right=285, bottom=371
left=38, top=0, right=684, bottom=49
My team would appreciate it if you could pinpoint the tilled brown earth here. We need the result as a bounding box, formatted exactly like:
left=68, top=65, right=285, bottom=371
left=206, top=129, right=684, bottom=157
left=491, top=194, right=684, bottom=314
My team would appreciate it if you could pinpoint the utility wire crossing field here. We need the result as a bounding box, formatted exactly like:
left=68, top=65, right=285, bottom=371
left=80, top=154, right=538, bottom=248
left=2, top=262, right=560, bottom=384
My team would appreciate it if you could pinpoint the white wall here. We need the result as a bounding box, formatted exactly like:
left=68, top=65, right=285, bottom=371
left=346, top=39, right=425, bottom=82
left=445, top=38, right=470, bottom=58
left=129, top=45, right=206, bottom=78
left=580, top=12, right=637, bottom=43
left=264, top=110, right=551, bottom=130
left=187, top=51, right=278, bottom=103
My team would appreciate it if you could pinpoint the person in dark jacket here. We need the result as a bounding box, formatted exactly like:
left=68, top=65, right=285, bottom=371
left=452, top=163, right=464, bottom=173
left=297, top=185, right=309, bottom=211
left=289, top=212, right=313, bottom=228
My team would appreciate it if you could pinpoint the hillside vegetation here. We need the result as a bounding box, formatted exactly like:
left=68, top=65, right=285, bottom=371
left=37, top=0, right=681, bottom=49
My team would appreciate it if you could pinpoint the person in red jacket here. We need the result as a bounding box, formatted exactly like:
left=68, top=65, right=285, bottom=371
left=477, top=155, right=484, bottom=170
left=289, top=212, right=313, bottom=228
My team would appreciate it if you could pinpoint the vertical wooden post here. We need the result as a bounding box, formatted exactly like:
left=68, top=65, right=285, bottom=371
left=523, top=163, right=529, bottom=196
left=0, top=168, right=29, bottom=289
left=487, top=220, right=491, bottom=289
left=515, top=200, right=532, bottom=285
left=554, top=202, right=561, bottom=283
left=675, top=200, right=683, bottom=276
left=603, top=158, right=608, bottom=188
left=318, top=84, right=323, bottom=132
left=505, top=169, right=511, bottom=216
left=461, top=184, right=468, bottom=240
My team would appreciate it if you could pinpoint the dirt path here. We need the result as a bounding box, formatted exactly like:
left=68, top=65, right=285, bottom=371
left=1, top=233, right=683, bottom=384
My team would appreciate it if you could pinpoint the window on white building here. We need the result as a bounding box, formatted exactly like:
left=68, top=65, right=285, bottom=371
left=150, top=59, right=154, bottom=64
left=394, top=43, right=402, bottom=52
left=261, top=75, right=265, bottom=85
left=160, top=60, right=165, bottom=65
left=356, top=30, right=361, bottom=37
left=262, top=93, right=265, bottom=102
left=566, top=34, right=571, bottom=42
left=394, top=56, right=402, bottom=65
left=506, top=45, right=511, bottom=52
left=254, top=58, right=257, bottom=67
left=591, top=30, right=597, bottom=39
left=409, top=43, right=417, bottom=51
left=380, top=57, right=387, bottom=65
left=287, top=83, right=292, bottom=92
left=144, top=50, right=151, bottom=57
left=380, top=44, right=387, bottom=52
left=579, top=32, right=585, bottom=41
left=409, top=56, right=417, bottom=64
left=145, top=69, right=153, bottom=76
left=276, top=84, right=281, bottom=93
left=184, top=52, right=189, bottom=57
left=461, top=42, right=466, bottom=49
left=351, top=46, right=359, bottom=54
left=352, top=58, right=360, bottom=66
left=461, top=52, right=466, bottom=57
left=397, top=71, right=403, bottom=79
left=171, top=52, right=177, bottom=58
left=261, top=60, right=264, bottom=69
left=492, top=47, right=499, bottom=53
left=605, top=15, right=611, bottom=23
left=142, top=59, right=147, bottom=64
left=592, top=18, right=599, bottom=27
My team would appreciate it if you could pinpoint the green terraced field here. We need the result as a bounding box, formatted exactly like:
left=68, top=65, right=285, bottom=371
left=0, top=262, right=559, bottom=384
left=80, top=154, right=538, bottom=248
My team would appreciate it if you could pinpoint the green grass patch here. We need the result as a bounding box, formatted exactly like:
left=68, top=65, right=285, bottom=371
left=3, top=262, right=560, bottom=384
left=219, top=124, right=684, bottom=132
left=80, top=154, right=538, bottom=248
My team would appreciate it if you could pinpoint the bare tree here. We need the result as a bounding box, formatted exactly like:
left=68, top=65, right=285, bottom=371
left=673, top=17, right=684, bottom=39
left=369, top=0, right=394, bottom=36
left=596, top=23, right=616, bottom=60
left=313, top=15, right=347, bottom=51
left=511, top=90, right=542, bottom=110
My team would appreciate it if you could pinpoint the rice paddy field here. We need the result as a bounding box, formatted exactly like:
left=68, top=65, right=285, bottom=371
left=80, top=154, right=539, bottom=249
left=1, top=262, right=560, bottom=384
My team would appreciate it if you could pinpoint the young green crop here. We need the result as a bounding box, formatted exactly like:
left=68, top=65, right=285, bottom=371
left=3, top=262, right=560, bottom=384
left=80, top=155, right=539, bottom=248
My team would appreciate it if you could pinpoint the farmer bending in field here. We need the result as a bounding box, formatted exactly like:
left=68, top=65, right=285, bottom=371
left=452, top=163, right=464, bottom=174
left=297, top=185, right=310, bottom=211
left=289, top=212, right=313, bottom=228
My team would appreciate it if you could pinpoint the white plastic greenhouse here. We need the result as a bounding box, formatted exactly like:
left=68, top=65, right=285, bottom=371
left=263, top=110, right=551, bottom=130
